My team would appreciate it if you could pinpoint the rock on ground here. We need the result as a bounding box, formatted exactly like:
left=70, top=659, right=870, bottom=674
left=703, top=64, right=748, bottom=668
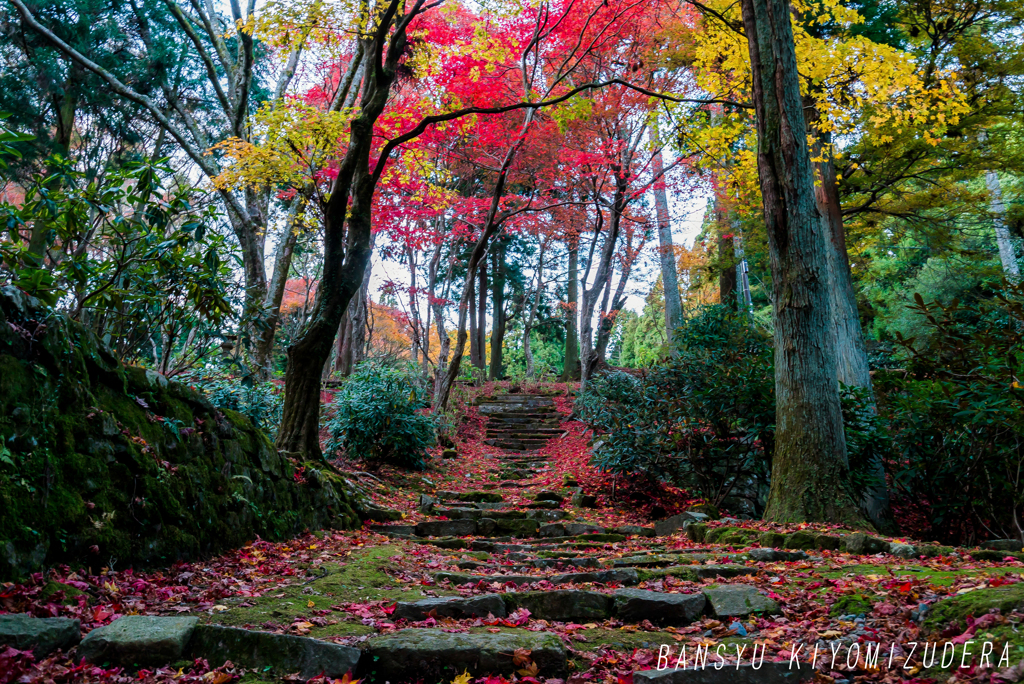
left=393, top=595, right=507, bottom=621
left=613, top=589, right=705, bottom=626
left=654, top=512, right=708, bottom=536
left=361, top=629, right=565, bottom=681
left=702, top=585, right=779, bottom=618
left=503, top=590, right=613, bottom=621
left=634, top=662, right=814, bottom=683
left=78, top=616, right=198, bottom=667
left=0, top=614, right=80, bottom=657
left=188, top=624, right=361, bottom=679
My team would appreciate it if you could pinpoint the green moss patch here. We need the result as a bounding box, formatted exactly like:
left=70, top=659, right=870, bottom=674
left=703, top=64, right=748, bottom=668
left=923, top=584, right=1024, bottom=633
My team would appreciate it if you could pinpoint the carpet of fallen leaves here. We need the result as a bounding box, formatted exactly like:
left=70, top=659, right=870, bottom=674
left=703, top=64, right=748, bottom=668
left=3, top=382, right=1024, bottom=684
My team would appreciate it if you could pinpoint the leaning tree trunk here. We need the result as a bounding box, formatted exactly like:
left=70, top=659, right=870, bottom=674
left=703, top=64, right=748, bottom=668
left=579, top=182, right=625, bottom=392
left=738, top=0, right=864, bottom=525
left=275, top=1, right=416, bottom=460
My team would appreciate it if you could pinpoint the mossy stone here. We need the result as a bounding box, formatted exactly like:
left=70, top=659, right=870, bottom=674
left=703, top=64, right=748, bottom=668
left=784, top=531, right=818, bottom=550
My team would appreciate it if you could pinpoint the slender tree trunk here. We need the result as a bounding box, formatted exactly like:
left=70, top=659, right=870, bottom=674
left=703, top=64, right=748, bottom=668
left=988, top=170, right=1020, bottom=281
left=406, top=245, right=425, bottom=368
left=475, top=258, right=488, bottom=372
left=350, top=249, right=373, bottom=368
left=468, top=272, right=479, bottom=368
left=718, top=231, right=737, bottom=309
left=524, top=239, right=546, bottom=379
left=738, top=0, right=864, bottom=524
left=256, top=198, right=304, bottom=375
left=560, top=242, right=580, bottom=382
left=580, top=183, right=624, bottom=391
left=488, top=242, right=507, bottom=380
left=652, top=130, right=683, bottom=339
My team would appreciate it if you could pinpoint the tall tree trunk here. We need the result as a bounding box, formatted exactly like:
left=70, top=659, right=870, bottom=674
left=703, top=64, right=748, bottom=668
left=738, top=0, right=864, bottom=524
left=524, top=239, right=546, bottom=379
left=468, top=272, right=479, bottom=367
left=988, top=169, right=1020, bottom=281
left=652, top=130, right=683, bottom=339
left=488, top=241, right=507, bottom=380
left=256, top=198, right=304, bottom=375
left=475, top=258, right=488, bottom=372
left=560, top=241, right=580, bottom=382
left=580, top=183, right=624, bottom=392
left=718, top=232, right=737, bottom=309
left=406, top=245, right=425, bottom=368
left=810, top=124, right=891, bottom=528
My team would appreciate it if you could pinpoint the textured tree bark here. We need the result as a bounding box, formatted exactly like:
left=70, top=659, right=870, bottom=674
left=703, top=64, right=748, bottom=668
left=560, top=242, right=580, bottom=382
left=488, top=242, right=507, bottom=380
left=738, top=0, right=864, bottom=524
left=652, top=133, right=683, bottom=340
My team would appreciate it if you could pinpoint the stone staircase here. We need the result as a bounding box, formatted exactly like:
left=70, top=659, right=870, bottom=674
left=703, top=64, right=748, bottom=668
left=479, top=393, right=563, bottom=453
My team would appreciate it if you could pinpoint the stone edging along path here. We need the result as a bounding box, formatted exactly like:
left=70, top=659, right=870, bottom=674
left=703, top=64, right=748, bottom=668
left=1, top=584, right=777, bottom=681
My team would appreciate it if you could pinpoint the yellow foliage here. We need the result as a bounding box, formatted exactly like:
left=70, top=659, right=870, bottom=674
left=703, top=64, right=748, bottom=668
left=210, top=101, right=354, bottom=192
left=667, top=0, right=970, bottom=217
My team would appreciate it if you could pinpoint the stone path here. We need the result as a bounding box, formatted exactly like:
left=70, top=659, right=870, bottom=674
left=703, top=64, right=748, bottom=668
left=478, top=393, right=561, bottom=479
left=6, top=387, right=1018, bottom=683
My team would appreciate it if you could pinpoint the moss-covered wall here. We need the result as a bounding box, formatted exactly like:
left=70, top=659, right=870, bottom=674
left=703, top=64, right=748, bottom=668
left=0, top=286, right=364, bottom=581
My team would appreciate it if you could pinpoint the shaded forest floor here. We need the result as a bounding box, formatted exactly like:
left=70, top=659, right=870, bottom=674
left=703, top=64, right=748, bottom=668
left=3, top=382, right=1023, bottom=684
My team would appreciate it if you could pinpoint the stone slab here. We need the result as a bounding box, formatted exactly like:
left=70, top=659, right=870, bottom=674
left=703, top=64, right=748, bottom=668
left=362, top=628, right=565, bottom=681
left=189, top=624, right=360, bottom=679
left=702, top=585, right=779, bottom=618
left=503, top=590, right=613, bottom=622
left=79, top=616, right=198, bottom=666
left=415, top=520, right=478, bottom=537
left=393, top=595, right=507, bottom=621
left=654, top=512, right=709, bottom=536
left=0, top=614, right=80, bottom=657
left=613, top=589, right=705, bottom=626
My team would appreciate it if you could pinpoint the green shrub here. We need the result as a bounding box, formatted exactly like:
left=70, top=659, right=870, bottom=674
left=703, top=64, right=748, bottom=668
left=578, top=305, right=887, bottom=518
left=577, top=306, right=775, bottom=514
left=324, top=363, right=435, bottom=469
left=876, top=287, right=1024, bottom=545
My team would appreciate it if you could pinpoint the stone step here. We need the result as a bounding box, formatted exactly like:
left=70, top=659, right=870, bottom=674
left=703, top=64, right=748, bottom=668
left=487, top=440, right=550, bottom=449
left=415, top=518, right=541, bottom=538
left=482, top=411, right=558, bottom=420
left=435, top=568, right=640, bottom=586
left=634, top=662, right=813, bottom=684
left=362, top=629, right=566, bottom=681
left=415, top=586, right=777, bottom=624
